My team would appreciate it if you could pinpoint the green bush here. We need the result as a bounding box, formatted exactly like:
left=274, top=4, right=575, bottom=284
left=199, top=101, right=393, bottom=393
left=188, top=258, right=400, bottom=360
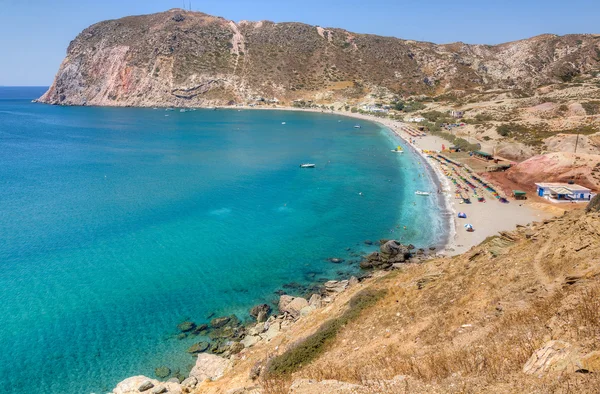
left=497, top=125, right=511, bottom=137
left=266, top=289, right=387, bottom=376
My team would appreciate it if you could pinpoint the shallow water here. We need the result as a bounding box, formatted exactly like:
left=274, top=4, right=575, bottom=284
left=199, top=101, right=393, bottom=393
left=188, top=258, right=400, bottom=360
left=0, top=89, right=444, bottom=394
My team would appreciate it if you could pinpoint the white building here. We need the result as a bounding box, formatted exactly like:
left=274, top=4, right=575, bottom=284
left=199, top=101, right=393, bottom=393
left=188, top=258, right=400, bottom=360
left=535, top=182, right=594, bottom=202
left=406, top=116, right=426, bottom=123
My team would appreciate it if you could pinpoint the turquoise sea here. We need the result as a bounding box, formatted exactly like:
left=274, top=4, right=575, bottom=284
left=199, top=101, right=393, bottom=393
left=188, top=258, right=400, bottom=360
left=0, top=87, right=445, bottom=394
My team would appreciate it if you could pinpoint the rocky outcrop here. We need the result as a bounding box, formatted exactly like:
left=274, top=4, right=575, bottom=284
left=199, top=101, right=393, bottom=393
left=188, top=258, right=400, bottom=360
left=39, top=9, right=600, bottom=107
left=360, top=240, right=413, bottom=269
left=189, top=353, right=232, bottom=382
left=506, top=152, right=600, bottom=191
left=112, top=376, right=181, bottom=394
left=250, top=304, right=271, bottom=323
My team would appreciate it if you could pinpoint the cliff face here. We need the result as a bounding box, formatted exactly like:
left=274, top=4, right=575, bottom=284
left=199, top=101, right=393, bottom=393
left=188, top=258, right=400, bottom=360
left=39, top=9, right=600, bottom=107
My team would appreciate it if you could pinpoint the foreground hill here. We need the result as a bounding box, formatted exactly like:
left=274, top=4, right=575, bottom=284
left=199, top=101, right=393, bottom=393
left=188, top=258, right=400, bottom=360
left=39, top=9, right=600, bottom=107
left=112, top=200, right=600, bottom=393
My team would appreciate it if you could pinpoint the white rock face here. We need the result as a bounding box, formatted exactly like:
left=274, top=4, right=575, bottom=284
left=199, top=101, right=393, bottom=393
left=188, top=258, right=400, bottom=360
left=189, top=353, right=232, bottom=382
left=112, top=376, right=182, bottom=394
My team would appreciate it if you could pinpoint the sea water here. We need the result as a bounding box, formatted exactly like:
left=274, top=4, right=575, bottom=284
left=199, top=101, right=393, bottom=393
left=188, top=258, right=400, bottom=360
left=0, top=88, right=445, bottom=394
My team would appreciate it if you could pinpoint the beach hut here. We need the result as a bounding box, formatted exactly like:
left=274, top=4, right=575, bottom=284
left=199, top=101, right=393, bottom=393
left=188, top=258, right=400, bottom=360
left=512, top=190, right=527, bottom=200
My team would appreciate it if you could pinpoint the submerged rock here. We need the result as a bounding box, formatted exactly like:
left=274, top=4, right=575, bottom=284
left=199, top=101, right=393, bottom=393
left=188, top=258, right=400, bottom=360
left=187, top=341, right=210, bottom=354
left=210, top=316, right=231, bottom=328
left=177, top=321, right=196, bottom=333
left=191, top=323, right=209, bottom=336
left=154, top=366, right=171, bottom=379
left=327, top=257, right=345, bottom=264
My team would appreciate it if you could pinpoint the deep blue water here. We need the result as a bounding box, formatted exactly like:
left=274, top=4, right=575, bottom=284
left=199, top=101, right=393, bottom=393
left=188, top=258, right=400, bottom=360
left=0, top=87, right=444, bottom=394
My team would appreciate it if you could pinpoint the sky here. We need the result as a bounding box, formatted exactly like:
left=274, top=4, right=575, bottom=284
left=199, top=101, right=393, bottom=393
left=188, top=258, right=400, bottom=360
left=1, top=0, right=598, bottom=86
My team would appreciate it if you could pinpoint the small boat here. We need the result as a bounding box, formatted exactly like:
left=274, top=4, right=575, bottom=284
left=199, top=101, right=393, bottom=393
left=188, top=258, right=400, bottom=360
left=354, top=125, right=361, bottom=129
left=391, top=146, right=404, bottom=153
left=165, top=108, right=174, bottom=111
left=415, top=191, right=430, bottom=196
left=180, top=109, right=187, bottom=113
left=300, top=163, right=316, bottom=168
left=281, top=122, right=286, bottom=125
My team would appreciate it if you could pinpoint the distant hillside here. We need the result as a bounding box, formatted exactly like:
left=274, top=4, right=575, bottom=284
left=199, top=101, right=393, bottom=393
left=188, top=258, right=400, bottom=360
left=39, top=9, right=600, bottom=107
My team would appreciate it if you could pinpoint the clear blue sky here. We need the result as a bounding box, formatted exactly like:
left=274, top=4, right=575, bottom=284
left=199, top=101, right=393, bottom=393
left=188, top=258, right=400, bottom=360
left=1, top=0, right=598, bottom=86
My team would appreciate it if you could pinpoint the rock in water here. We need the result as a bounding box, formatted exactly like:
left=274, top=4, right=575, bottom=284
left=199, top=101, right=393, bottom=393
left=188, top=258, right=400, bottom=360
left=210, top=316, right=231, bottom=328
left=250, top=304, right=271, bottom=321
left=177, top=321, right=196, bottom=332
left=187, top=341, right=210, bottom=354
left=154, top=366, right=171, bottom=379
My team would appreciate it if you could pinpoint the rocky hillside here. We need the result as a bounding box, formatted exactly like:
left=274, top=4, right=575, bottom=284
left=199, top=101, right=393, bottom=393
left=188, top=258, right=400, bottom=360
left=39, top=9, right=600, bottom=107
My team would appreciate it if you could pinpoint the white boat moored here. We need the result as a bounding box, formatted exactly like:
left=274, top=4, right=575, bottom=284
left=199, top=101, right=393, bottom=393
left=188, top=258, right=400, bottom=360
left=299, top=163, right=316, bottom=168
left=415, top=191, right=430, bottom=196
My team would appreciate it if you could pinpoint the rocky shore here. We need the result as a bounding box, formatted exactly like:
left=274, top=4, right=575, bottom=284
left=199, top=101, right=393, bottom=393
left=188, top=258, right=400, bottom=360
left=111, top=240, right=435, bottom=393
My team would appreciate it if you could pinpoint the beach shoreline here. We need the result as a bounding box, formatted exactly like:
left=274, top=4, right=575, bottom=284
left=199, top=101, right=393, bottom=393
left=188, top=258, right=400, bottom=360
left=240, top=105, right=558, bottom=255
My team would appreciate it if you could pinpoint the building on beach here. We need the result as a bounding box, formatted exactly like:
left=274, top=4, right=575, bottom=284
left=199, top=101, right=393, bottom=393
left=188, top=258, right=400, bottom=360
left=535, top=182, right=593, bottom=202
left=451, top=110, right=464, bottom=118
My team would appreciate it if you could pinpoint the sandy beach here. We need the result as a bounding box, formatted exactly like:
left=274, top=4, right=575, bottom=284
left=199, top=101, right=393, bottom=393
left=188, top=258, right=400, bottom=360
left=253, top=106, right=561, bottom=255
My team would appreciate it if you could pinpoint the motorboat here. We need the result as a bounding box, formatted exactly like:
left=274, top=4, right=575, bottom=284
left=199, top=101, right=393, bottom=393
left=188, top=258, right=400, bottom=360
left=415, top=191, right=430, bottom=196
left=391, top=146, right=404, bottom=153
left=299, top=163, right=316, bottom=168
left=354, top=125, right=361, bottom=129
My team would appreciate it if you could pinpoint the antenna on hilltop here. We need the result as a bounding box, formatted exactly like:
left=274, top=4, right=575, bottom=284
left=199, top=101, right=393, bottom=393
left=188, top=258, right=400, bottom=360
left=189, top=0, right=192, bottom=11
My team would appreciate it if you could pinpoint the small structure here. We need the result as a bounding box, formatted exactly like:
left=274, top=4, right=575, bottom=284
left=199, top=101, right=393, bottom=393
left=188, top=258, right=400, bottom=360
left=512, top=190, right=527, bottom=200
left=451, top=110, right=464, bottom=119
left=535, top=183, right=593, bottom=202
left=473, top=151, right=493, bottom=161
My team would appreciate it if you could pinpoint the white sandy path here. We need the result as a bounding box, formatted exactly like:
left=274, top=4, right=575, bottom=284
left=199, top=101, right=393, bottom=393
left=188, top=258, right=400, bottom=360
left=241, top=106, right=557, bottom=255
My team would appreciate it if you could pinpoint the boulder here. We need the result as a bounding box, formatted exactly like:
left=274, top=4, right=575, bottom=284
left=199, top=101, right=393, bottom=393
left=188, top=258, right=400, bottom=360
left=177, top=321, right=196, bottom=333
left=308, top=294, right=322, bottom=308
left=581, top=351, right=600, bottom=372
left=154, top=366, right=171, bottom=379
left=348, top=276, right=359, bottom=286
left=150, top=386, right=167, bottom=394
left=210, top=316, right=231, bottom=328
left=248, top=322, right=267, bottom=336
left=250, top=304, right=271, bottom=321
left=260, top=321, right=281, bottom=341
left=300, top=305, right=316, bottom=316
left=256, top=310, right=268, bottom=323
left=282, top=297, right=309, bottom=317
left=181, top=376, right=198, bottom=389
left=278, top=295, right=295, bottom=311
left=241, top=335, right=261, bottom=348
left=187, top=341, right=210, bottom=354
left=381, top=240, right=402, bottom=255
left=523, top=340, right=583, bottom=376
left=189, top=353, right=231, bottom=382
left=229, top=341, right=245, bottom=354
left=138, top=381, right=154, bottom=392
left=113, top=376, right=183, bottom=394
left=324, top=280, right=348, bottom=294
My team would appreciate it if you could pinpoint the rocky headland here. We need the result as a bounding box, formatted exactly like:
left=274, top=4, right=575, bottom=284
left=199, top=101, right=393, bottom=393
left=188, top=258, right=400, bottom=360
left=38, top=9, right=600, bottom=108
